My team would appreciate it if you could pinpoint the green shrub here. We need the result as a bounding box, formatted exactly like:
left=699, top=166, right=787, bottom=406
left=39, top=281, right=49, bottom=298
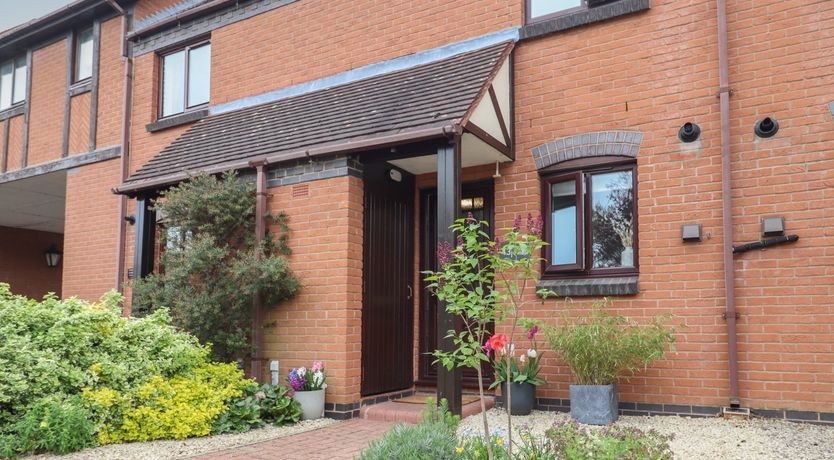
left=212, top=383, right=301, bottom=434
left=0, top=396, right=96, bottom=457
left=85, top=363, right=247, bottom=443
left=0, top=284, right=210, bottom=432
left=546, top=298, right=676, bottom=385
left=548, top=420, right=673, bottom=460
left=359, top=399, right=459, bottom=460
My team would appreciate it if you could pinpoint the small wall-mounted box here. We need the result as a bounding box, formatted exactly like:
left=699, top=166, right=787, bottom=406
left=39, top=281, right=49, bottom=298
left=761, top=217, right=785, bottom=237
left=682, top=224, right=702, bottom=242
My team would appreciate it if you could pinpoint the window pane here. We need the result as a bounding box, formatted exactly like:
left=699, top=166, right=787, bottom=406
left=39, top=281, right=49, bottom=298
left=187, top=44, right=210, bottom=107
left=551, top=180, right=578, bottom=265
left=530, top=0, right=583, bottom=18
left=13, top=57, right=27, bottom=104
left=75, top=28, right=94, bottom=82
left=591, top=171, right=634, bottom=268
left=0, top=61, right=12, bottom=110
left=162, top=50, right=186, bottom=117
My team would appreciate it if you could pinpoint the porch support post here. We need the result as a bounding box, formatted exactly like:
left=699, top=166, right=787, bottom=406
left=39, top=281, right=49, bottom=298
left=132, top=196, right=156, bottom=286
left=436, top=137, right=463, bottom=415
left=251, top=160, right=268, bottom=382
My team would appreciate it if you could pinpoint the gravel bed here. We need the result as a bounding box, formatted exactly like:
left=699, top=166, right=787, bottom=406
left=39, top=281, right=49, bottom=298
left=31, top=418, right=338, bottom=460
left=459, top=409, right=834, bottom=460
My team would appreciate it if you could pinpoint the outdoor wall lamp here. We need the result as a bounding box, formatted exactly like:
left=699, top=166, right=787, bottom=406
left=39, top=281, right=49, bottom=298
left=45, top=245, right=62, bottom=267
left=678, top=122, right=701, bottom=143
left=754, top=117, right=779, bottom=138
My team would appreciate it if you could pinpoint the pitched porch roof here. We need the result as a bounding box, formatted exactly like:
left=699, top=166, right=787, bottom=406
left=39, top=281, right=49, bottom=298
left=117, top=41, right=514, bottom=194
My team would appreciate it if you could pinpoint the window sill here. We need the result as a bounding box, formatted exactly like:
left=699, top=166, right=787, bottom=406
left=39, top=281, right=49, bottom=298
left=0, top=103, right=25, bottom=121
left=146, top=109, right=209, bottom=133
left=68, top=81, right=93, bottom=97
left=537, top=276, right=638, bottom=297
left=520, top=0, right=650, bottom=41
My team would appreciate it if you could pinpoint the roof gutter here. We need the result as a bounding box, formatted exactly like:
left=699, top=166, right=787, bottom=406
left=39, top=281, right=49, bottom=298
left=114, top=124, right=457, bottom=195
left=127, top=0, right=238, bottom=40
left=717, top=0, right=740, bottom=408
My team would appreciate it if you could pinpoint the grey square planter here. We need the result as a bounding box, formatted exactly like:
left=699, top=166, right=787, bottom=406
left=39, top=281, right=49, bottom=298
left=570, top=384, right=618, bottom=425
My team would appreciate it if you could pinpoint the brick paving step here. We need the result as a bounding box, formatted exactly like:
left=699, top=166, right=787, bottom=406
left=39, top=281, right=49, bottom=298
left=359, top=395, right=495, bottom=424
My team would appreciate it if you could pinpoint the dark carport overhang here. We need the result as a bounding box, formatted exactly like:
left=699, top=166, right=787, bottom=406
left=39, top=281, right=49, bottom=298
left=115, top=41, right=515, bottom=196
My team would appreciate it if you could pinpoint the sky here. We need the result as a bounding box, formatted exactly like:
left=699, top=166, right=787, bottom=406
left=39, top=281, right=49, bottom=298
left=0, top=0, right=74, bottom=33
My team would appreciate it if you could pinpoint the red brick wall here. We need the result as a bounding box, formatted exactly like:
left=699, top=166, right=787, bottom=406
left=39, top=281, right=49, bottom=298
left=96, top=16, right=125, bottom=148
left=68, top=93, right=92, bottom=155
left=499, top=0, right=834, bottom=414
left=262, top=175, right=364, bottom=404
left=62, top=159, right=121, bottom=301
left=27, top=39, right=67, bottom=166
left=6, top=116, right=24, bottom=170
left=0, top=226, right=63, bottom=299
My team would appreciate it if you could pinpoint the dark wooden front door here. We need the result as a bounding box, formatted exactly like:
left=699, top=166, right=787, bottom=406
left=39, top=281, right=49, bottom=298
left=417, top=181, right=494, bottom=388
left=361, top=162, right=415, bottom=396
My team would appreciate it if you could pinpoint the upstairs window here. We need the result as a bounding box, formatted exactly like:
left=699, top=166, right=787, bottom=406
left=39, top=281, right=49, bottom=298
left=74, top=27, right=94, bottom=82
left=0, top=56, right=27, bottom=111
left=542, top=158, right=637, bottom=277
left=160, top=42, right=211, bottom=118
left=528, top=0, right=584, bottom=21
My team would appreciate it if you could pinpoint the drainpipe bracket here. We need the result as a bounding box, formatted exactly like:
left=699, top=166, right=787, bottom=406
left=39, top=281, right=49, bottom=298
left=717, top=86, right=733, bottom=97
left=723, top=311, right=740, bottom=320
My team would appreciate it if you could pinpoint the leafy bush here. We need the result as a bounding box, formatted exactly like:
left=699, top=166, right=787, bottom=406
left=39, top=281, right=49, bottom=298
left=359, top=399, right=459, bottom=460
left=85, top=363, right=247, bottom=443
left=0, top=284, right=209, bottom=431
left=548, top=420, right=673, bottom=460
left=132, top=172, right=300, bottom=362
left=213, top=383, right=301, bottom=434
left=0, top=396, right=96, bottom=457
left=546, top=298, right=676, bottom=385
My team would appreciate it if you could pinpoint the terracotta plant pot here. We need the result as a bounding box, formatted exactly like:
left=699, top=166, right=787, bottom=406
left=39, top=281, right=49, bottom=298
left=500, top=382, right=536, bottom=416
left=293, top=389, right=325, bottom=420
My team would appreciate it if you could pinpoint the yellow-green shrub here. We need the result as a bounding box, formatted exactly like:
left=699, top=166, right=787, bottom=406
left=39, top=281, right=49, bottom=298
left=85, top=363, right=248, bottom=444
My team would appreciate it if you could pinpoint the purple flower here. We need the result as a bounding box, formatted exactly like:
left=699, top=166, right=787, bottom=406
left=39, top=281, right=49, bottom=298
left=513, top=215, right=522, bottom=232
left=437, top=241, right=454, bottom=267
left=527, top=213, right=544, bottom=237
left=287, top=369, right=307, bottom=391
left=466, top=211, right=476, bottom=224
left=527, top=325, right=539, bottom=340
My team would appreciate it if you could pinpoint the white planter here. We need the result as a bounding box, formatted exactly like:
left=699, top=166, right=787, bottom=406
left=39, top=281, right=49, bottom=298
left=621, top=246, right=634, bottom=267
left=293, top=389, right=325, bottom=420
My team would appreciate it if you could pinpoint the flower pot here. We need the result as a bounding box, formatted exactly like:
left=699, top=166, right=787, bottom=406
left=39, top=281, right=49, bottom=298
left=293, top=389, right=325, bottom=420
left=500, top=382, right=536, bottom=416
left=570, top=384, right=618, bottom=425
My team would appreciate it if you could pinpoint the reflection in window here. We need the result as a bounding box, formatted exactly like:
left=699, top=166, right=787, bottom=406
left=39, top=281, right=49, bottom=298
left=551, top=180, right=578, bottom=265
left=529, top=0, right=583, bottom=20
left=0, top=57, right=26, bottom=110
left=75, top=27, right=94, bottom=82
left=591, top=171, right=634, bottom=268
left=160, top=43, right=211, bottom=117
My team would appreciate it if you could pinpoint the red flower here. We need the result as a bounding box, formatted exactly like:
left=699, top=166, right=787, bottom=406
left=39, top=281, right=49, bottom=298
left=487, top=334, right=509, bottom=352
left=527, top=325, right=539, bottom=340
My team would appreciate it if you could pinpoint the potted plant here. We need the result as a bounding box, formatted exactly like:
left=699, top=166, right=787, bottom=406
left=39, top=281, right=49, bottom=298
left=488, top=326, right=546, bottom=416
left=546, top=298, right=676, bottom=425
left=287, top=361, right=326, bottom=420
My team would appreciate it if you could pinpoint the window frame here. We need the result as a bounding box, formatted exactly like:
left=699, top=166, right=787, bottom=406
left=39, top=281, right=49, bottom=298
left=158, top=40, right=211, bottom=119
left=0, top=56, right=27, bottom=111
left=525, top=0, right=588, bottom=24
left=73, top=26, right=94, bottom=84
left=541, top=156, right=639, bottom=279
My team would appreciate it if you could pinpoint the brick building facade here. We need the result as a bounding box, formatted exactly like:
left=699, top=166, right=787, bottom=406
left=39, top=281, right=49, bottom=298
left=1, top=0, right=832, bottom=424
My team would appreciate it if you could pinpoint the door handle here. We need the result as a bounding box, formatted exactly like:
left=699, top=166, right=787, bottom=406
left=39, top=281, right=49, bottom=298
left=407, top=285, right=413, bottom=300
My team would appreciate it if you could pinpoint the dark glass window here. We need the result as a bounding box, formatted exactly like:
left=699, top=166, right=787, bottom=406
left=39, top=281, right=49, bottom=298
left=542, top=159, right=637, bottom=277
left=160, top=42, right=211, bottom=117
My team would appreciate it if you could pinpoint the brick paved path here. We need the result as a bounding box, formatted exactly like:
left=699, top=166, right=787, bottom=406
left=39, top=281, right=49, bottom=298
left=192, top=419, right=396, bottom=460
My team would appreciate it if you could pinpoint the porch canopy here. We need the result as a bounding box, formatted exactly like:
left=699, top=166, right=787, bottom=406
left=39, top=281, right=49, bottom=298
left=116, top=41, right=514, bottom=195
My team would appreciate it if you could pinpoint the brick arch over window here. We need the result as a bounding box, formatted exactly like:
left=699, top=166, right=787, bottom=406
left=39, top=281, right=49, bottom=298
left=531, top=130, right=643, bottom=170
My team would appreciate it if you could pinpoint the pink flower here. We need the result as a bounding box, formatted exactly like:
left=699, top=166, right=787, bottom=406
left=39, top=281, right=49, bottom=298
left=437, top=241, right=453, bottom=267
left=488, top=334, right=509, bottom=351
left=255, top=391, right=266, bottom=400
left=483, top=340, right=493, bottom=357
left=312, top=361, right=324, bottom=372
left=527, top=325, right=539, bottom=340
